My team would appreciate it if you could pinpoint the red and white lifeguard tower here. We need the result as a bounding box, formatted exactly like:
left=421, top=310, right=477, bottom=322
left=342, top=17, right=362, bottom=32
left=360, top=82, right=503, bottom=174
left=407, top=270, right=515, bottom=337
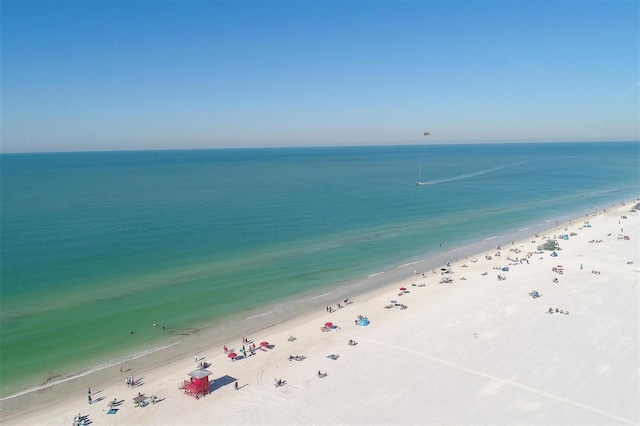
left=183, top=368, right=212, bottom=399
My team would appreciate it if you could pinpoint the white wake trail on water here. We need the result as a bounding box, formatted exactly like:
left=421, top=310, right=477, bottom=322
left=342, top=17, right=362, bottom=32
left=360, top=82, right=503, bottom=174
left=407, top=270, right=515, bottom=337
left=416, top=162, right=524, bottom=186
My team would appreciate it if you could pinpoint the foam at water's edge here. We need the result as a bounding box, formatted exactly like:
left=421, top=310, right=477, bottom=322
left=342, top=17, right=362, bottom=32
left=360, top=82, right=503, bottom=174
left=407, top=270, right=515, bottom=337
left=0, top=342, right=180, bottom=401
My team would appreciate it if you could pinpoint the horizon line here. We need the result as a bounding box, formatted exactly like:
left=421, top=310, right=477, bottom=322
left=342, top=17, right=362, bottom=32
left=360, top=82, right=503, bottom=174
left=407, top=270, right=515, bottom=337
left=1, top=139, right=638, bottom=155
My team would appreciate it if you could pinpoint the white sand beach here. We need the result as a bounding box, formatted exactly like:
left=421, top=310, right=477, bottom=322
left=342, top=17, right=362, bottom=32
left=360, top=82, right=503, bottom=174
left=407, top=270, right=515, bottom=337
left=2, top=200, right=638, bottom=425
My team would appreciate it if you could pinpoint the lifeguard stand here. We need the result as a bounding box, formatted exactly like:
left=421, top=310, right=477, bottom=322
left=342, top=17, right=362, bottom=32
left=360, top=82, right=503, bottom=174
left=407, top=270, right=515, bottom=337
left=183, top=368, right=212, bottom=399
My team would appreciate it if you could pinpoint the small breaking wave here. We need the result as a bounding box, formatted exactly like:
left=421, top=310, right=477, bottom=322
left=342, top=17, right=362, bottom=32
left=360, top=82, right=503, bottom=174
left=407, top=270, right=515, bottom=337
left=0, top=342, right=180, bottom=401
left=304, top=292, right=334, bottom=301
left=397, top=261, right=421, bottom=268
left=245, top=311, right=275, bottom=320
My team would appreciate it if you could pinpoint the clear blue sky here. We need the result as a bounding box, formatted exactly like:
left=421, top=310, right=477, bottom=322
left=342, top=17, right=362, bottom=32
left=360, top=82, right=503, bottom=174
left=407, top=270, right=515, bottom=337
left=2, top=0, right=638, bottom=153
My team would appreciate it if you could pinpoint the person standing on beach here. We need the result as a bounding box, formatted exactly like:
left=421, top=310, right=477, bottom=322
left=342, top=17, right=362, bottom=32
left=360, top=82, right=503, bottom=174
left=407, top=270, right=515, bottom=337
left=88, top=395, right=92, bottom=405
left=235, top=382, right=239, bottom=391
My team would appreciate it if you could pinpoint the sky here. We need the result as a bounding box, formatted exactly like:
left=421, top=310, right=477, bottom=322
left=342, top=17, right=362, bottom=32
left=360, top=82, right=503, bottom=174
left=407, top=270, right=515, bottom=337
left=1, top=0, right=639, bottom=153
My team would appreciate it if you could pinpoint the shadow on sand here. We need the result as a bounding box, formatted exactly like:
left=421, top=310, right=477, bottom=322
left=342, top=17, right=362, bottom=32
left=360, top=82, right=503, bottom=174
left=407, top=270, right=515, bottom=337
left=209, top=375, right=236, bottom=392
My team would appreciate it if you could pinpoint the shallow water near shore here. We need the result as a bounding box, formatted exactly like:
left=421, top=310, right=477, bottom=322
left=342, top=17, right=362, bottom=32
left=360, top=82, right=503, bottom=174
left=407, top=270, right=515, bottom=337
left=1, top=141, right=638, bottom=398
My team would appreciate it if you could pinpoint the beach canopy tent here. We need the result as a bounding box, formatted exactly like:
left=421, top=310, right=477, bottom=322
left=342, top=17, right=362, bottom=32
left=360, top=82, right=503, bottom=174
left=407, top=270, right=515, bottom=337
left=538, top=240, right=557, bottom=251
left=357, top=317, right=370, bottom=326
left=183, top=368, right=212, bottom=399
left=133, top=394, right=147, bottom=403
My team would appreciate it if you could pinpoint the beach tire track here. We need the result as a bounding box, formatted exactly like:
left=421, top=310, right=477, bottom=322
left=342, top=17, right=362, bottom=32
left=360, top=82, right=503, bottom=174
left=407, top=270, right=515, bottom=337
left=242, top=385, right=315, bottom=425
left=356, top=335, right=638, bottom=425
left=278, top=396, right=346, bottom=425
left=248, top=353, right=347, bottom=425
left=256, top=348, right=278, bottom=391
left=247, top=386, right=346, bottom=425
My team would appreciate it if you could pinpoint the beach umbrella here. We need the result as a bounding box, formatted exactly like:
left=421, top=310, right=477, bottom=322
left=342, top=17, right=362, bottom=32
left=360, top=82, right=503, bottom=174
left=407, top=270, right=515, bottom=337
left=260, top=341, right=269, bottom=347
left=324, top=322, right=333, bottom=328
left=399, top=287, right=407, bottom=291
left=228, top=352, right=237, bottom=359
left=390, top=300, right=397, bottom=304
left=133, top=394, right=147, bottom=403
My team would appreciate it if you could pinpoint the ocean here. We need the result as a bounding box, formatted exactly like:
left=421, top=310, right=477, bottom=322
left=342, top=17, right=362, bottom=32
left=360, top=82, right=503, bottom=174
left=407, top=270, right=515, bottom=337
left=1, top=141, right=638, bottom=398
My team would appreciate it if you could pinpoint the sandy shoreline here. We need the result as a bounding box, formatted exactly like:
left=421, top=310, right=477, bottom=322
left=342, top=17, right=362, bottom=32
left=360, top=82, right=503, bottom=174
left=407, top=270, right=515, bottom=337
left=2, top=199, right=638, bottom=425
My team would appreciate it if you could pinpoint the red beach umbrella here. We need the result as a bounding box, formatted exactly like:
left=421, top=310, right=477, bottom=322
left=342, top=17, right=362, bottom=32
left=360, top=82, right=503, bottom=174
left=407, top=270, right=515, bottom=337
left=324, top=322, right=333, bottom=328
left=260, top=341, right=269, bottom=347
left=399, top=287, right=407, bottom=291
left=228, top=352, right=237, bottom=359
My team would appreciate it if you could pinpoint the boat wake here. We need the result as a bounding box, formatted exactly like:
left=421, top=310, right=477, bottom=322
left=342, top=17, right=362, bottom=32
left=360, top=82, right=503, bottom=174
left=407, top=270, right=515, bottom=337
left=416, top=162, right=523, bottom=186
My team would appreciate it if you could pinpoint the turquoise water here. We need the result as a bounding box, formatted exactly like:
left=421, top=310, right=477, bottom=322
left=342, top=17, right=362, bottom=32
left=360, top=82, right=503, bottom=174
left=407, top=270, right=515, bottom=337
left=1, top=142, right=638, bottom=397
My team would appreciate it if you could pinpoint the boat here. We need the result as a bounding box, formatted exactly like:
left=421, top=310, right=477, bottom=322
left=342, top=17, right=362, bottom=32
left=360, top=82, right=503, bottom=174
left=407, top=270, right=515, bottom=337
left=415, top=165, right=432, bottom=186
